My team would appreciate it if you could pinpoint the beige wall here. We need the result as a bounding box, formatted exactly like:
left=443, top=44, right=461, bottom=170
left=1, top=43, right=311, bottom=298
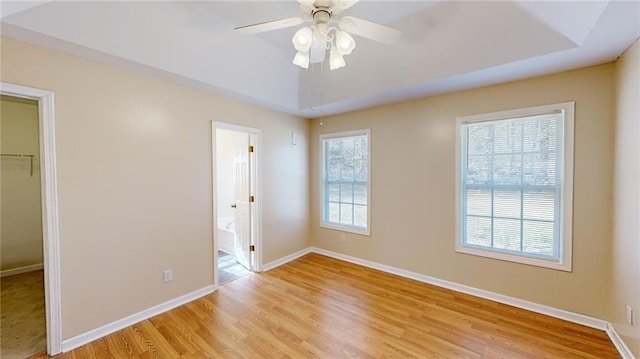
left=611, top=38, right=640, bottom=356
left=1, top=31, right=634, bottom=351
left=0, top=37, right=310, bottom=339
left=0, top=96, right=43, bottom=271
left=310, top=64, right=615, bottom=319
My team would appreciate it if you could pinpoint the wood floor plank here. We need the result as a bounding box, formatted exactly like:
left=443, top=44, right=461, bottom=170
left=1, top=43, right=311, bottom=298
left=37, top=253, right=620, bottom=358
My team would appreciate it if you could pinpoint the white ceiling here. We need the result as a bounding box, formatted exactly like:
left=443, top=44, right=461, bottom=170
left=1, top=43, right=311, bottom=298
left=1, top=1, right=639, bottom=118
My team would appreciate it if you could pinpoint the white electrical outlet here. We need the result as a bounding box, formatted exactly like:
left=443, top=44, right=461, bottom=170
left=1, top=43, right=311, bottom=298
left=626, top=305, right=633, bottom=325
left=163, top=269, right=173, bottom=283
left=340, top=234, right=347, bottom=242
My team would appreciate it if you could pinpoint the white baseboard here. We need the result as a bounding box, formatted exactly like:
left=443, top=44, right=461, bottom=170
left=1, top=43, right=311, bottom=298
left=311, top=249, right=639, bottom=358
left=57, top=247, right=635, bottom=359
left=310, top=247, right=607, bottom=330
left=606, top=323, right=637, bottom=359
left=0, top=263, right=44, bottom=277
left=60, top=285, right=215, bottom=353
left=218, top=248, right=234, bottom=256
left=261, top=247, right=313, bottom=271
left=262, top=246, right=637, bottom=358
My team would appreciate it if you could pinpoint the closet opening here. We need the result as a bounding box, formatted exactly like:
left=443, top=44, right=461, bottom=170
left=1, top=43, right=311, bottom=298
left=1, top=95, right=46, bottom=358
left=0, top=82, right=62, bottom=356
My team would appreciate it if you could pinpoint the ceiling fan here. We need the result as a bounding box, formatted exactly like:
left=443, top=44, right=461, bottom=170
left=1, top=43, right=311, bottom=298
left=234, top=0, right=402, bottom=70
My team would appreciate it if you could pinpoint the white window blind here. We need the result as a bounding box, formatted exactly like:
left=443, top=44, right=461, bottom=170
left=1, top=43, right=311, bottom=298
left=320, top=130, right=370, bottom=235
left=456, top=102, right=574, bottom=270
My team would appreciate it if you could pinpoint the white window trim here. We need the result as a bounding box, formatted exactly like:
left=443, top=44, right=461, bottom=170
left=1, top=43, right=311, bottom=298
left=320, top=129, right=371, bottom=236
left=455, top=102, right=575, bottom=271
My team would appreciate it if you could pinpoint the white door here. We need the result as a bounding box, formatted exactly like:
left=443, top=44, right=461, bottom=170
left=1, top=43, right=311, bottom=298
left=233, top=135, right=252, bottom=270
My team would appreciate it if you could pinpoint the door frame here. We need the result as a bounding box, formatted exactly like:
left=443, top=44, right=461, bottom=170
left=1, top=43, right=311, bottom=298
left=0, top=82, right=63, bottom=355
left=211, top=121, right=262, bottom=287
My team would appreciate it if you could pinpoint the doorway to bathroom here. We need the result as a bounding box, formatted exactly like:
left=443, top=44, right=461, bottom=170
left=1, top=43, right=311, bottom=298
left=213, top=122, right=261, bottom=285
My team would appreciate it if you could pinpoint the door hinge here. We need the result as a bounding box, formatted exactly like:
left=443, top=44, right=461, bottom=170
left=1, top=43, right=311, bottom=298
left=249, top=195, right=255, bottom=202
left=249, top=245, right=255, bottom=252
left=248, top=145, right=254, bottom=153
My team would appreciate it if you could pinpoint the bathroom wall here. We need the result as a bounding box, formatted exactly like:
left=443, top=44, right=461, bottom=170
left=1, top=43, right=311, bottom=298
left=215, top=129, right=248, bottom=220
left=0, top=95, right=43, bottom=273
left=215, top=128, right=249, bottom=254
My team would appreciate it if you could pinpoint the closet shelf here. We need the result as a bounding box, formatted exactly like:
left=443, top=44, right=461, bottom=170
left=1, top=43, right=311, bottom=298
left=1, top=153, right=37, bottom=176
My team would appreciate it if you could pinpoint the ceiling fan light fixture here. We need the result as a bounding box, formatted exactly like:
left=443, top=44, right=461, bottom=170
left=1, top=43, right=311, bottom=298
left=329, top=45, right=346, bottom=70
left=236, top=0, right=401, bottom=71
left=315, top=23, right=329, bottom=38
left=335, top=30, right=355, bottom=55
left=292, top=27, right=313, bottom=52
left=293, top=51, right=310, bottom=69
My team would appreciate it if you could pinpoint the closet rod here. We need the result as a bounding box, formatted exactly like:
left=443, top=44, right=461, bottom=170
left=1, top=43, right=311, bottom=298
left=1, top=153, right=36, bottom=158
left=1, top=153, right=37, bottom=176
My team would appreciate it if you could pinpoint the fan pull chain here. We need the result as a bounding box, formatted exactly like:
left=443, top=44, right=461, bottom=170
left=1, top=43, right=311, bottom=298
left=320, top=59, right=324, bottom=127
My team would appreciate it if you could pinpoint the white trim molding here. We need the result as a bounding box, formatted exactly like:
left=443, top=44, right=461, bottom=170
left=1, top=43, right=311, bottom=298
left=455, top=101, right=575, bottom=272
left=0, top=263, right=44, bottom=278
left=264, top=247, right=637, bottom=358
left=55, top=247, right=634, bottom=358
left=310, top=247, right=604, bottom=329
left=61, top=285, right=215, bottom=353
left=211, top=121, right=264, bottom=277
left=606, top=323, right=637, bottom=359
left=319, top=129, right=371, bottom=237
left=261, top=247, right=313, bottom=272
left=1, top=82, right=62, bottom=355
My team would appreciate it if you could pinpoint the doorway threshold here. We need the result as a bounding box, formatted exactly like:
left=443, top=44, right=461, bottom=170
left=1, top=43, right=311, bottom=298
left=218, top=251, right=251, bottom=285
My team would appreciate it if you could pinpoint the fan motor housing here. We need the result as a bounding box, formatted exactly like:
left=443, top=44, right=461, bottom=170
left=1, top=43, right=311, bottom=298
left=313, top=9, right=332, bottom=24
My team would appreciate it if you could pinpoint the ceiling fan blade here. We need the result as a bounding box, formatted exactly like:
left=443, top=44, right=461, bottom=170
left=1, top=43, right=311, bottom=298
left=332, top=0, right=359, bottom=13
left=235, top=17, right=304, bottom=34
left=338, top=16, right=402, bottom=45
left=299, top=3, right=316, bottom=16
left=298, top=0, right=317, bottom=15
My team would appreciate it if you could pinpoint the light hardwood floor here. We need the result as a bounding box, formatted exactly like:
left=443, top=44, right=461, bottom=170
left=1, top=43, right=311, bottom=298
left=36, top=253, right=619, bottom=358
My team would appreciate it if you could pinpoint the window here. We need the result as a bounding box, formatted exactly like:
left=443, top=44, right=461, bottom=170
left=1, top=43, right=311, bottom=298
left=455, top=102, right=574, bottom=271
left=320, top=129, right=370, bottom=235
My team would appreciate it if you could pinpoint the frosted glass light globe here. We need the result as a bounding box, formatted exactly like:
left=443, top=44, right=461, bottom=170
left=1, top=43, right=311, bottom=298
left=292, top=27, right=313, bottom=52
left=335, top=30, right=355, bottom=56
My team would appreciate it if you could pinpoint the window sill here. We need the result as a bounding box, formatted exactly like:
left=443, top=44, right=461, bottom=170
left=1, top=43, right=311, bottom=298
left=320, top=222, right=370, bottom=236
left=455, top=245, right=571, bottom=272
